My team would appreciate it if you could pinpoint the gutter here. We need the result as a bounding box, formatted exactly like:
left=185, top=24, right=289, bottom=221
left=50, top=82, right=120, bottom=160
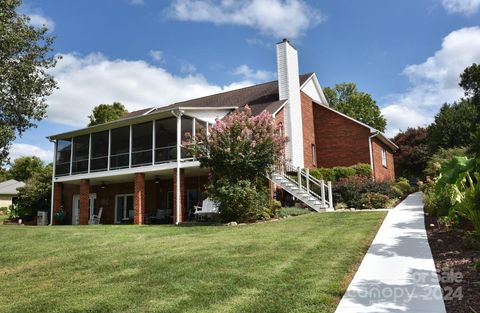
left=368, top=131, right=380, bottom=181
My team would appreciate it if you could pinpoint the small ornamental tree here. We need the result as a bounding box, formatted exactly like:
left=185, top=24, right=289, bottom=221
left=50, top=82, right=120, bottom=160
left=187, top=106, right=286, bottom=222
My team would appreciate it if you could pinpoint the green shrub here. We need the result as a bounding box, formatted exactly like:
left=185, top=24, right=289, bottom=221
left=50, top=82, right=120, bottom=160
left=463, top=232, right=480, bottom=250
left=475, top=261, right=480, bottom=272
left=310, top=163, right=372, bottom=182
left=208, top=178, right=268, bottom=223
left=279, top=207, right=310, bottom=217
left=422, top=182, right=452, bottom=217
left=333, top=175, right=396, bottom=209
left=424, top=147, right=469, bottom=178
left=257, top=200, right=282, bottom=220
left=351, top=163, right=372, bottom=178
left=359, top=192, right=390, bottom=210
left=0, top=206, right=9, bottom=215
left=335, top=202, right=349, bottom=210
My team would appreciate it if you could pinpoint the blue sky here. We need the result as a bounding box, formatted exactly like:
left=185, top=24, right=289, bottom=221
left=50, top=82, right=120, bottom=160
left=11, top=0, right=480, bottom=162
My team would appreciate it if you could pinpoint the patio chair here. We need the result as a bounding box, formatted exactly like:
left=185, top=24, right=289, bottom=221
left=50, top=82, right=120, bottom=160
left=89, top=207, right=103, bottom=225
left=194, top=198, right=219, bottom=221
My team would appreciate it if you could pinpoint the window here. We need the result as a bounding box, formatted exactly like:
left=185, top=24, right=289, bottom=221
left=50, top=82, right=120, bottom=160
left=155, top=118, right=177, bottom=163
left=72, top=135, right=89, bottom=174
left=381, top=148, right=387, bottom=167
left=55, top=139, right=72, bottom=176
left=90, top=131, right=109, bottom=172
left=181, top=116, right=193, bottom=159
left=311, top=144, right=317, bottom=166
left=110, top=126, right=130, bottom=169
left=132, top=122, right=153, bottom=166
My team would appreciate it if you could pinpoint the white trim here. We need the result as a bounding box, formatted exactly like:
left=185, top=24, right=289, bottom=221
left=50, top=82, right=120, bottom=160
left=152, top=120, right=156, bottom=165
left=53, top=160, right=200, bottom=183
left=178, top=106, right=237, bottom=110
left=128, top=124, right=132, bottom=168
left=299, top=73, right=329, bottom=106
left=271, top=100, right=287, bottom=117
left=69, top=137, right=73, bottom=176
left=87, top=133, right=92, bottom=173
left=171, top=109, right=184, bottom=225
left=49, top=141, right=57, bottom=225
left=107, top=129, right=111, bottom=170
left=369, top=132, right=379, bottom=181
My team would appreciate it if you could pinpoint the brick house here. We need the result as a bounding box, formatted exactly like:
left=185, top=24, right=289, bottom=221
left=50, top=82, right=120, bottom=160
left=48, top=39, right=397, bottom=225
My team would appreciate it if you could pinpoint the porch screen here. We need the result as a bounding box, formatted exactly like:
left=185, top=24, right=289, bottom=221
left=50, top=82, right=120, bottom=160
left=132, top=122, right=153, bottom=166
left=155, top=118, right=176, bottom=163
left=110, top=126, right=130, bottom=169
left=72, top=135, right=89, bottom=174
left=90, top=131, right=109, bottom=171
left=55, top=139, right=72, bottom=176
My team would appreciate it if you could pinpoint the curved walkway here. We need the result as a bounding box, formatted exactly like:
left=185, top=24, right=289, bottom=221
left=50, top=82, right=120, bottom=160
left=335, top=192, right=446, bottom=313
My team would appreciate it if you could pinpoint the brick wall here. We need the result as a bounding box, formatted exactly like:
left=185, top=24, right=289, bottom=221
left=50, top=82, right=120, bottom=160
left=52, top=182, right=63, bottom=225
left=133, top=173, right=145, bottom=224
left=371, top=138, right=395, bottom=181
left=313, top=104, right=371, bottom=168
left=301, top=91, right=317, bottom=168
left=173, top=168, right=185, bottom=224
left=79, top=179, right=90, bottom=225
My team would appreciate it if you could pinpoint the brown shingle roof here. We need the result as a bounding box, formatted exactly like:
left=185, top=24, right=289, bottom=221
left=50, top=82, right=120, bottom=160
left=159, top=73, right=312, bottom=112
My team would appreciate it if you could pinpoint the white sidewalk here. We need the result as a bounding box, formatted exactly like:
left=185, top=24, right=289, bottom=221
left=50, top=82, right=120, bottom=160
left=335, top=192, right=446, bottom=313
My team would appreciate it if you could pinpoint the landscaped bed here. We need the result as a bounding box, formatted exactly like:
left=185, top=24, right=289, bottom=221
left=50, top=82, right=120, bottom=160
left=425, top=214, right=480, bottom=312
left=0, top=212, right=385, bottom=313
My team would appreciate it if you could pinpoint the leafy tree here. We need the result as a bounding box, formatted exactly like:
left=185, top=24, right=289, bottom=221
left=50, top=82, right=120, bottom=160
left=14, top=165, right=52, bottom=218
left=392, top=127, right=430, bottom=180
left=427, top=100, right=478, bottom=152
left=9, top=156, right=45, bottom=182
left=0, top=0, right=58, bottom=165
left=0, top=168, right=12, bottom=182
left=188, top=106, right=286, bottom=222
left=459, top=64, right=480, bottom=155
left=88, top=102, right=128, bottom=126
left=323, top=83, right=387, bottom=132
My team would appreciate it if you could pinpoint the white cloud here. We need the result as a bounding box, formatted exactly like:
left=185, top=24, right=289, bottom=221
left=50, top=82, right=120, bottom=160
left=441, top=0, right=480, bottom=15
left=46, top=52, right=253, bottom=127
left=233, top=64, right=274, bottom=81
left=166, top=0, right=324, bottom=38
left=382, top=27, right=480, bottom=137
left=10, top=144, right=52, bottom=163
left=28, top=13, right=55, bottom=31
left=180, top=62, right=197, bottom=74
left=149, top=50, right=164, bottom=62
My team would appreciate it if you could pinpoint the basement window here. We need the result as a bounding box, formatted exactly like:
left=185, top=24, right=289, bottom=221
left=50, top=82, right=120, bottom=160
left=381, top=148, right=387, bottom=167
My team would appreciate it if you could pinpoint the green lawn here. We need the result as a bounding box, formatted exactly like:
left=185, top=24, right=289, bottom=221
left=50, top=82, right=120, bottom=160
left=0, top=212, right=385, bottom=313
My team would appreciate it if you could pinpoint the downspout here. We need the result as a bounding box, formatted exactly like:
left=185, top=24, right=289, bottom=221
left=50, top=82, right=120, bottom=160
left=171, top=109, right=184, bottom=225
left=49, top=139, right=56, bottom=225
left=368, top=131, right=380, bottom=182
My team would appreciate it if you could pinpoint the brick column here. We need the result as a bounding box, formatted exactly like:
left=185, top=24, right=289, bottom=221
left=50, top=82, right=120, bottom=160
left=134, top=173, right=145, bottom=224
left=79, top=179, right=90, bottom=225
left=173, top=168, right=185, bottom=224
left=52, top=182, right=63, bottom=225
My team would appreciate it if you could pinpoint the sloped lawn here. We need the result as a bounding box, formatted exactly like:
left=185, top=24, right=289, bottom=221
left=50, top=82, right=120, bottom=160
left=0, top=212, right=385, bottom=313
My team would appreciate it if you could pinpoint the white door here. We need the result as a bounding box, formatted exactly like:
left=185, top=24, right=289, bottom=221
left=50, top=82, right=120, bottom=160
left=72, top=194, right=97, bottom=225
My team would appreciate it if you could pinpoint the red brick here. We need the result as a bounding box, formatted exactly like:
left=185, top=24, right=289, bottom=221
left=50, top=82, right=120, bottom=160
left=301, top=92, right=317, bottom=168
left=173, top=168, right=185, bottom=224
left=371, top=138, right=395, bottom=181
left=134, top=173, right=145, bottom=224
left=79, top=179, right=90, bottom=225
left=52, top=182, right=63, bottom=225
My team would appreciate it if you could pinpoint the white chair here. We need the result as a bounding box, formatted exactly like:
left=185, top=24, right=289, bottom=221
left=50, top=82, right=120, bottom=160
left=89, top=207, right=103, bottom=225
left=194, top=199, right=219, bottom=221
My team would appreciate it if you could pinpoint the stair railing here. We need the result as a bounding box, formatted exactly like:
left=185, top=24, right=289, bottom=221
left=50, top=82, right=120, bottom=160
left=273, top=159, right=334, bottom=211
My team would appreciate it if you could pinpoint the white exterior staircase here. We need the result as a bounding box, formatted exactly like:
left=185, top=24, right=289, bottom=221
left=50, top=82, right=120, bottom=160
left=269, top=161, right=334, bottom=212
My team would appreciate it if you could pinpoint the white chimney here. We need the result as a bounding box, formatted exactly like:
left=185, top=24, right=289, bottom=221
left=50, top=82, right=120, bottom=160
left=276, top=39, right=304, bottom=167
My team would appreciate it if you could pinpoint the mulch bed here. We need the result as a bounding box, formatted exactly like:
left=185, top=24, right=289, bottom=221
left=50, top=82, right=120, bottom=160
left=425, top=213, right=480, bottom=312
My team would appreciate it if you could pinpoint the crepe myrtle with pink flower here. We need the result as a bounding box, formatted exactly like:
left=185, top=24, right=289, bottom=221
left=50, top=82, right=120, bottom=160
left=186, top=105, right=287, bottom=222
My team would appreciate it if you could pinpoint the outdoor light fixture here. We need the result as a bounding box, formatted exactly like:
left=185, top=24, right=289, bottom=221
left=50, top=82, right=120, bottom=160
left=154, top=176, right=160, bottom=184
left=100, top=181, right=106, bottom=189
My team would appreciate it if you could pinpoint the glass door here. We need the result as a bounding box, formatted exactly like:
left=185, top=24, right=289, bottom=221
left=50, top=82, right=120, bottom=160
left=115, top=194, right=134, bottom=223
